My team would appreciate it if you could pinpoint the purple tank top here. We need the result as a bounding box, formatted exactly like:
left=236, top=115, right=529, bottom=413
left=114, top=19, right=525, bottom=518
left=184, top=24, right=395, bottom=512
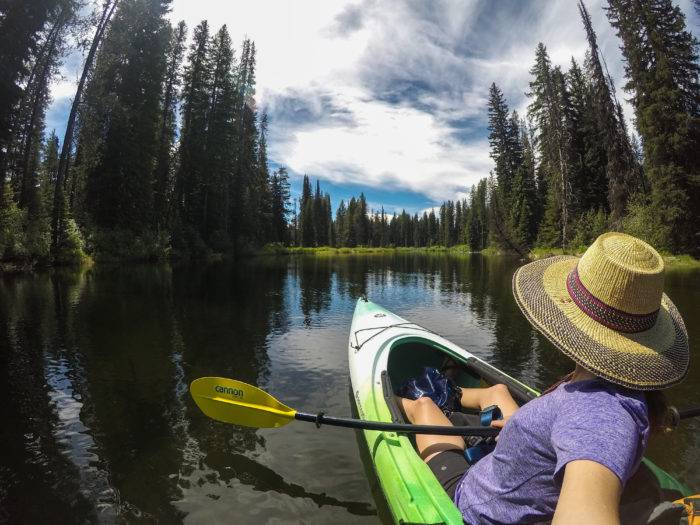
left=454, top=379, right=650, bottom=524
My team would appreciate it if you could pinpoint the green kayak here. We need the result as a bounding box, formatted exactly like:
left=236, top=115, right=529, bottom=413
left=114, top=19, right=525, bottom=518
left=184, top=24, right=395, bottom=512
left=348, top=298, right=692, bottom=524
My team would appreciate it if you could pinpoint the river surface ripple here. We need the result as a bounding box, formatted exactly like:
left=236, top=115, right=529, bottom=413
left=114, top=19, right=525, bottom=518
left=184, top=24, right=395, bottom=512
left=0, top=254, right=698, bottom=523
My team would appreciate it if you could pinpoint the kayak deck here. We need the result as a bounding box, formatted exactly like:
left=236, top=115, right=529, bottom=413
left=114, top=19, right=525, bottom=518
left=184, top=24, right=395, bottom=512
left=349, top=299, right=692, bottom=524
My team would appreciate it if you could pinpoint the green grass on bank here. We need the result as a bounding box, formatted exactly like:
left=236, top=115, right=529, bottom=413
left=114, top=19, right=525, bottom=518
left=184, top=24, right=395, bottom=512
left=4, top=242, right=697, bottom=271
left=658, top=253, right=700, bottom=268
left=259, top=243, right=700, bottom=268
left=529, top=246, right=700, bottom=268
left=528, top=246, right=586, bottom=259
left=258, top=244, right=472, bottom=256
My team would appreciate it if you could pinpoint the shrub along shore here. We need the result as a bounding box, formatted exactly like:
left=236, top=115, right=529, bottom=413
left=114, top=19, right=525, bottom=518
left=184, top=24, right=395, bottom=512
left=257, top=244, right=700, bottom=268
left=1, top=243, right=697, bottom=273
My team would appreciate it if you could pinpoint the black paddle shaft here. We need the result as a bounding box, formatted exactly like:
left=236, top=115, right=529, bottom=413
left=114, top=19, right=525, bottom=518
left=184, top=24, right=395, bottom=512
left=673, top=406, right=700, bottom=421
left=296, top=406, right=700, bottom=435
left=295, top=412, right=500, bottom=437
left=679, top=407, right=700, bottom=419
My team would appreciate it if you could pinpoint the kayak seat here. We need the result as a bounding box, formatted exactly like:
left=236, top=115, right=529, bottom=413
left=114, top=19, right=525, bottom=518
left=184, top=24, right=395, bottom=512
left=618, top=461, right=687, bottom=524
left=386, top=339, right=537, bottom=407
left=382, top=338, right=535, bottom=442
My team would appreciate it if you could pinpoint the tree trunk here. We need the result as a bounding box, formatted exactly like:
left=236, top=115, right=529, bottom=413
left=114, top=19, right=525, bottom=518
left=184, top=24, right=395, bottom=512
left=52, top=0, right=119, bottom=256
left=19, top=13, right=65, bottom=209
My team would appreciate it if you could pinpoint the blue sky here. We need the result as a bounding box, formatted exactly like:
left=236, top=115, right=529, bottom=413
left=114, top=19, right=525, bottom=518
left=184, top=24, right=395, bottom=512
left=46, top=0, right=699, bottom=215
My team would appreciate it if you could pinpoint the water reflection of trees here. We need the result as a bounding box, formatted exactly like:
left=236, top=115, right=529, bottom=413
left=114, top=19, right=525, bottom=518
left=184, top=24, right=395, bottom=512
left=0, top=260, right=292, bottom=523
left=325, top=253, right=573, bottom=391
left=0, top=272, right=102, bottom=523
left=452, top=254, right=573, bottom=389
left=5, top=253, right=676, bottom=522
left=271, top=253, right=572, bottom=392
left=295, top=256, right=334, bottom=324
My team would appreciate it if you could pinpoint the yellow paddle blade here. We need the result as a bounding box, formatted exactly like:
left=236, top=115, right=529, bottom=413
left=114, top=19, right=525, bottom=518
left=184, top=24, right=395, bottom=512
left=190, top=377, right=296, bottom=428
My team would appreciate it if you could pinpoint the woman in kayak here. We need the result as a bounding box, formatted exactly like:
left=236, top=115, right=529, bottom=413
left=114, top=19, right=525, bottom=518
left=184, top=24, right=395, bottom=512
left=398, top=232, right=689, bottom=524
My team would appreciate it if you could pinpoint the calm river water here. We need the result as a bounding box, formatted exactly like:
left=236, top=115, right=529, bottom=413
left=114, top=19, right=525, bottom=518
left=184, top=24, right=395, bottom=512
left=1, top=254, right=698, bottom=524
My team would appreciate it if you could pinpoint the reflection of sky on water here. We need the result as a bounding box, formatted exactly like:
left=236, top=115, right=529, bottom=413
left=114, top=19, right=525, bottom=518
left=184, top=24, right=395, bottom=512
left=2, top=256, right=698, bottom=522
left=44, top=356, right=117, bottom=521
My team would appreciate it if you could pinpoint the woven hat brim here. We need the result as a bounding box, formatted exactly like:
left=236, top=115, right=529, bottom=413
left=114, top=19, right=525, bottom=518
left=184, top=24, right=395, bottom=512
left=513, top=256, right=689, bottom=390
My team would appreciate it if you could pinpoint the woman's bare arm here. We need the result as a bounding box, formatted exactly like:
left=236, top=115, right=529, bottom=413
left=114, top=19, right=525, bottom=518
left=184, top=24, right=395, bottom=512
left=552, top=460, right=622, bottom=525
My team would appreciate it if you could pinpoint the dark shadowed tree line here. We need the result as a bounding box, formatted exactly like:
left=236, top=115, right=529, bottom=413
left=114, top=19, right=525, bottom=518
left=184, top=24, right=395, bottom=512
left=289, top=175, right=489, bottom=249
left=0, top=0, right=291, bottom=264
left=1, top=0, right=697, bottom=265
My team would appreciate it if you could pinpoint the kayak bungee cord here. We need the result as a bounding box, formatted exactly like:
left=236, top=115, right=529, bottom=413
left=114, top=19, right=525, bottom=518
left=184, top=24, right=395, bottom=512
left=350, top=322, right=439, bottom=351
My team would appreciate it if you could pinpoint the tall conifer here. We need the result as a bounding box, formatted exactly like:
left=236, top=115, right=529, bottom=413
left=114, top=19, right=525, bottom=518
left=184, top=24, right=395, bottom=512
left=607, top=0, right=700, bottom=251
left=176, top=20, right=210, bottom=246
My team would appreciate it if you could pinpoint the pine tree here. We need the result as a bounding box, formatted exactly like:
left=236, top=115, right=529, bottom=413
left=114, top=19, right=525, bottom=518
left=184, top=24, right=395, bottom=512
left=270, top=167, right=290, bottom=244
left=52, top=0, right=119, bottom=256
left=468, top=179, right=489, bottom=251
left=324, top=193, right=333, bottom=246
left=175, top=20, right=210, bottom=247
left=527, top=44, right=571, bottom=246
left=579, top=0, right=637, bottom=228
left=313, top=180, right=326, bottom=245
left=205, top=25, right=237, bottom=250
left=355, top=193, right=369, bottom=246
left=13, top=4, right=75, bottom=212
left=607, top=0, right=700, bottom=252
left=153, top=20, right=186, bottom=231
left=568, top=55, right=608, bottom=214
left=39, top=132, right=60, bottom=208
left=347, top=197, right=358, bottom=246
left=299, top=175, right=315, bottom=246
left=487, top=81, right=529, bottom=252
left=509, top=123, right=538, bottom=248
left=249, top=111, right=272, bottom=245
left=290, top=198, right=299, bottom=246
left=335, top=199, right=348, bottom=246
left=85, top=0, right=171, bottom=236
left=0, top=0, right=61, bottom=189
left=488, top=83, right=515, bottom=196
left=232, top=38, right=260, bottom=246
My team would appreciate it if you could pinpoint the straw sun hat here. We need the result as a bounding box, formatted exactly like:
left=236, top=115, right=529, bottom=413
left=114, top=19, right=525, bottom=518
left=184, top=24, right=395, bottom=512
left=512, top=232, right=689, bottom=390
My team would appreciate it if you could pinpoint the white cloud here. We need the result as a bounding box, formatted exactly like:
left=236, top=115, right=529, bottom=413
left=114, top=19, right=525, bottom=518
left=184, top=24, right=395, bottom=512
left=276, top=86, right=492, bottom=200
left=45, top=0, right=697, bottom=204
left=169, top=1, right=368, bottom=95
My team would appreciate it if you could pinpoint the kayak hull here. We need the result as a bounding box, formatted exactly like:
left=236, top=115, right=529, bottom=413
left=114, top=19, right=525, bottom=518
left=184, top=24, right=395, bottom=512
left=348, top=299, right=537, bottom=524
left=348, top=298, right=692, bottom=524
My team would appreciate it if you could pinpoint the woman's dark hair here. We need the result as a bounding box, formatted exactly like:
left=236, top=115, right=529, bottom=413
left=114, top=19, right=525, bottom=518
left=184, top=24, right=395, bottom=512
left=541, top=372, right=574, bottom=395
left=645, top=390, right=672, bottom=434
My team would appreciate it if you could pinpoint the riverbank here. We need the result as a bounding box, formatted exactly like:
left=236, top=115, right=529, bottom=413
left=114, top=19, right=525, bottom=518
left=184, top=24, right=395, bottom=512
left=257, top=243, right=700, bottom=268
left=2, top=243, right=698, bottom=273
left=0, top=255, right=95, bottom=274
left=257, top=244, right=473, bottom=256
left=528, top=246, right=700, bottom=268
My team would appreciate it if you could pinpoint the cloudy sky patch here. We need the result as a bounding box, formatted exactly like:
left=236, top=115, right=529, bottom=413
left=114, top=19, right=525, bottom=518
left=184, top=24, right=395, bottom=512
left=46, top=0, right=698, bottom=214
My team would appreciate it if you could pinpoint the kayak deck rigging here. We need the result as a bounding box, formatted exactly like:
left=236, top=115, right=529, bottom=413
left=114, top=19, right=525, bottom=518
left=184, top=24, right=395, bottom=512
left=351, top=322, right=438, bottom=351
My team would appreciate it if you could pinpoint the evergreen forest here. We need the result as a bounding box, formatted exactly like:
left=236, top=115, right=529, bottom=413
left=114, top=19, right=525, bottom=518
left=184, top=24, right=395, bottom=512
left=0, top=0, right=698, bottom=267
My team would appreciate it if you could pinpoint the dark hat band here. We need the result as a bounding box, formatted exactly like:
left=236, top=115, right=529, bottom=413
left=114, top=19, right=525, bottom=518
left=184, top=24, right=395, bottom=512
left=566, top=266, right=659, bottom=333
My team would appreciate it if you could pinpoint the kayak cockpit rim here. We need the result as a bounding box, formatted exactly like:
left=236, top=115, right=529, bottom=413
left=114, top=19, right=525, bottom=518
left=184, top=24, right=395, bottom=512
left=382, top=335, right=540, bottom=405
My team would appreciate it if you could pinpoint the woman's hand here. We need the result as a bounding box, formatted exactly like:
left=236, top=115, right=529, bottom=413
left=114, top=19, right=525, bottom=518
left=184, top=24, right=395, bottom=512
left=490, top=417, right=507, bottom=430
